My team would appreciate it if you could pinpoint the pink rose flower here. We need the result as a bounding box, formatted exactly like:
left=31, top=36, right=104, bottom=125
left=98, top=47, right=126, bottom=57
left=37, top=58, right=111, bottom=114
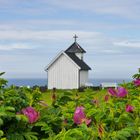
left=108, top=87, right=128, bottom=98
left=21, top=107, right=40, bottom=124
left=117, top=87, right=128, bottom=97
left=126, top=105, right=134, bottom=113
left=73, top=106, right=91, bottom=126
left=133, top=79, right=140, bottom=86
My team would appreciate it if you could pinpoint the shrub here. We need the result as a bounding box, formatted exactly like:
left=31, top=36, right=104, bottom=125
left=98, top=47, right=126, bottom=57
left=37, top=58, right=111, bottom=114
left=0, top=72, right=139, bottom=139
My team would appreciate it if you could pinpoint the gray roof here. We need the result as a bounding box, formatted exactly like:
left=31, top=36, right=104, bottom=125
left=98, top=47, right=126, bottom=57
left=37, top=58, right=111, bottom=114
left=65, top=42, right=86, bottom=53
left=65, top=52, right=91, bottom=70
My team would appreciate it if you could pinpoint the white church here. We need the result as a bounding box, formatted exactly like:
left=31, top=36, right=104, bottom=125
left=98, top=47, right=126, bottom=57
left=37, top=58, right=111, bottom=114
left=45, top=35, right=91, bottom=89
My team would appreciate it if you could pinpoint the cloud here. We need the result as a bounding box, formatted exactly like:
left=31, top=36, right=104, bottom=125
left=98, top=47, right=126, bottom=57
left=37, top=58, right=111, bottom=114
left=3, top=17, right=140, bottom=32
left=114, top=40, right=140, bottom=48
left=0, top=19, right=78, bottom=31
left=0, top=43, right=33, bottom=51
left=101, top=50, right=122, bottom=54
left=46, top=0, right=140, bottom=19
left=24, top=19, right=77, bottom=26
left=0, top=29, right=139, bottom=55
left=0, top=0, right=139, bottom=19
left=0, top=29, right=114, bottom=53
left=0, top=0, right=56, bottom=16
left=1, top=19, right=139, bottom=32
left=0, top=29, right=101, bottom=41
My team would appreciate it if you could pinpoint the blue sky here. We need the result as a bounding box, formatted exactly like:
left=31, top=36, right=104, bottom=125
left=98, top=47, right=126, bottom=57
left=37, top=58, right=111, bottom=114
left=0, top=0, right=140, bottom=79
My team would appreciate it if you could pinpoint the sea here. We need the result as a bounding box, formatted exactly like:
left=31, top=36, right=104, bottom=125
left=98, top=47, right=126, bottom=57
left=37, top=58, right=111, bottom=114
left=7, top=78, right=132, bottom=87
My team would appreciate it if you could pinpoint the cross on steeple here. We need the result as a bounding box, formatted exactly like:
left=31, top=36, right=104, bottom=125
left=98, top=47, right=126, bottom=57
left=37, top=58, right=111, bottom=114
left=73, top=34, right=78, bottom=42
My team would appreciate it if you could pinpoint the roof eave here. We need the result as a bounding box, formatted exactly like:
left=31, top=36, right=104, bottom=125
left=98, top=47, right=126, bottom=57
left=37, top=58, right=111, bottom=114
left=44, top=51, right=64, bottom=71
left=44, top=51, right=81, bottom=72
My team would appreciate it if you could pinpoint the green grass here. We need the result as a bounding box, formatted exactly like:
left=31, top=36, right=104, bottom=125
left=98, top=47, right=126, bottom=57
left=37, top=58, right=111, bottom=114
left=40, top=88, right=107, bottom=106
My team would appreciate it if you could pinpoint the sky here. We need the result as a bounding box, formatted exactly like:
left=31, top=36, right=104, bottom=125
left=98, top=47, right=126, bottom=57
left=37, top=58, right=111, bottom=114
left=0, top=0, right=140, bottom=79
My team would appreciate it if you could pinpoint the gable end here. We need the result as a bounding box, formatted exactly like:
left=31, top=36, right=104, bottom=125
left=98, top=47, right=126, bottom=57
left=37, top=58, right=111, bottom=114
left=45, top=51, right=81, bottom=71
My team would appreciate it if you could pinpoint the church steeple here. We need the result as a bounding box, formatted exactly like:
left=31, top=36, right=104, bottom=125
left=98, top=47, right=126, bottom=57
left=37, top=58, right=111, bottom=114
left=65, top=35, right=86, bottom=60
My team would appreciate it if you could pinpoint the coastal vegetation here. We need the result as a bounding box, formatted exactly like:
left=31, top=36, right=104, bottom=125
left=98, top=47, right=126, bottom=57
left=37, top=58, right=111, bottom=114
left=0, top=72, right=140, bottom=140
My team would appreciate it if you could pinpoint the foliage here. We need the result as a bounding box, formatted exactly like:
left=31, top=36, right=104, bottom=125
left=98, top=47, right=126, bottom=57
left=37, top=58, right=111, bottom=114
left=133, top=68, right=140, bottom=79
left=0, top=72, right=140, bottom=139
left=0, top=72, right=7, bottom=89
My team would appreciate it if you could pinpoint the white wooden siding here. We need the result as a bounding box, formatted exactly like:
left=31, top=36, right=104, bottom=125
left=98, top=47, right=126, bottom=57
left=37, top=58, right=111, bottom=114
left=48, top=54, right=79, bottom=89
left=80, top=70, right=88, bottom=86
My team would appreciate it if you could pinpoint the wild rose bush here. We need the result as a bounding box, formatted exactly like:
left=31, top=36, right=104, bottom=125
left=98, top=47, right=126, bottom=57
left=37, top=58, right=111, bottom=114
left=0, top=72, right=140, bottom=140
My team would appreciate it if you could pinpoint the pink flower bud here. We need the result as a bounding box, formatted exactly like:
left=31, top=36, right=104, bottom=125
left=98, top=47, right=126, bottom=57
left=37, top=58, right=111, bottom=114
left=126, top=105, right=134, bottom=113
left=104, top=95, right=109, bottom=102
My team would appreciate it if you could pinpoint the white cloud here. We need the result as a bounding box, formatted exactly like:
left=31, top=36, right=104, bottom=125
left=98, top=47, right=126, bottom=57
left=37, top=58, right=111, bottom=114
left=101, top=50, right=122, bottom=54
left=0, top=29, right=113, bottom=53
left=0, top=29, right=101, bottom=41
left=0, top=43, right=32, bottom=51
left=0, top=29, right=139, bottom=55
left=0, top=0, right=139, bottom=19
left=23, top=19, right=77, bottom=26
left=46, top=0, right=140, bottom=19
left=1, top=18, right=140, bottom=32
left=114, top=40, right=140, bottom=48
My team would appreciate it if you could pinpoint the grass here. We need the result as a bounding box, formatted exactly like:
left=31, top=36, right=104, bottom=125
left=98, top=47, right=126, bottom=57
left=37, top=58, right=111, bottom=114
left=40, top=88, right=108, bottom=106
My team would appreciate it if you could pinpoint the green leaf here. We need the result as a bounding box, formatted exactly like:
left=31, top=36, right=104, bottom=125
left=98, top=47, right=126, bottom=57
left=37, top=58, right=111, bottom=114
left=0, top=118, right=3, bottom=126
left=23, top=132, right=38, bottom=140
left=0, top=72, right=5, bottom=76
left=0, top=130, right=4, bottom=137
left=35, top=121, right=46, bottom=127
left=16, top=114, right=28, bottom=123
left=5, top=107, right=15, bottom=112
left=0, top=138, right=7, bottom=140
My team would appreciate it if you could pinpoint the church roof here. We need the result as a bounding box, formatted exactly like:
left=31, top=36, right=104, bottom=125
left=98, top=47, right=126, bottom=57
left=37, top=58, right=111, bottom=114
left=65, top=52, right=91, bottom=70
left=45, top=51, right=91, bottom=71
left=65, top=42, right=86, bottom=53
left=46, top=38, right=91, bottom=71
